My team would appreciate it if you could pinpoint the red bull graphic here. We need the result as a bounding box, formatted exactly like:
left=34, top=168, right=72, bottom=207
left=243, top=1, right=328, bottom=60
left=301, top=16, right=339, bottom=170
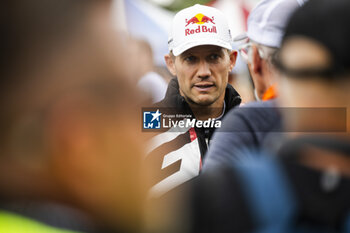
left=185, top=13, right=215, bottom=26
left=201, top=15, right=215, bottom=24
left=185, top=16, right=200, bottom=27
left=185, top=13, right=217, bottom=36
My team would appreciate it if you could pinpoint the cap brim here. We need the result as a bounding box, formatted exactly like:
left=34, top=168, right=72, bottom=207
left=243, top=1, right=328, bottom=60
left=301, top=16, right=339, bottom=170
left=233, top=33, right=248, bottom=42
left=172, top=38, right=232, bottom=56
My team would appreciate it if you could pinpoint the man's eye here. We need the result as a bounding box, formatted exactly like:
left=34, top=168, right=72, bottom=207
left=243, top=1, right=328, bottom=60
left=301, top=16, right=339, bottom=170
left=184, top=56, right=196, bottom=62
left=209, top=54, right=220, bottom=61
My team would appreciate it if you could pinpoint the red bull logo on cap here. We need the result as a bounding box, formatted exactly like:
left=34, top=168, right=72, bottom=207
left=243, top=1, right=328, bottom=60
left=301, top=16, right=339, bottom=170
left=185, top=13, right=215, bottom=26
left=185, top=13, right=217, bottom=36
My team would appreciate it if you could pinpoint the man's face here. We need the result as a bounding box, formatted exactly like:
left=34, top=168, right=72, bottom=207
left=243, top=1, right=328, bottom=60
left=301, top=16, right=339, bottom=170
left=168, top=45, right=236, bottom=107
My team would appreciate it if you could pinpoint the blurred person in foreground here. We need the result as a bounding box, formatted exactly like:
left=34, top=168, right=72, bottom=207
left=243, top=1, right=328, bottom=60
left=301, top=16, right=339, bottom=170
left=204, top=0, right=305, bottom=170
left=145, top=4, right=241, bottom=198
left=151, top=0, right=350, bottom=232
left=0, top=0, right=150, bottom=232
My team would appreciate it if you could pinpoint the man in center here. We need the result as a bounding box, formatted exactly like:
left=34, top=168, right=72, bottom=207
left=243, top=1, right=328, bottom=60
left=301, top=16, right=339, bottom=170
left=147, top=4, right=241, bottom=197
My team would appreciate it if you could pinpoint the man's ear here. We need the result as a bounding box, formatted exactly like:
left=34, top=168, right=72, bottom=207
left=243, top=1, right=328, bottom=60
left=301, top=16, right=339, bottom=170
left=164, top=54, right=177, bottom=76
left=249, top=45, right=262, bottom=75
left=229, top=50, right=238, bottom=71
left=46, top=97, right=97, bottom=191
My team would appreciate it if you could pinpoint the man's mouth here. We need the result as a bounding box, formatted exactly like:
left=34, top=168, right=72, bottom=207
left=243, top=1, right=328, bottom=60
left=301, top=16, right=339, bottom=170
left=193, top=82, right=215, bottom=91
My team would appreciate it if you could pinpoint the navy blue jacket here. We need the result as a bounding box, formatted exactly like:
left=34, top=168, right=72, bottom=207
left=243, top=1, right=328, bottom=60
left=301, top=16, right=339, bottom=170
left=203, top=100, right=282, bottom=170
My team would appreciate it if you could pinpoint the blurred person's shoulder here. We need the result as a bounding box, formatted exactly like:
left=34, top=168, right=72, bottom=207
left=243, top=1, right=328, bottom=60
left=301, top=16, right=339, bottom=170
left=219, top=99, right=281, bottom=132
left=0, top=202, right=99, bottom=233
left=191, top=137, right=350, bottom=232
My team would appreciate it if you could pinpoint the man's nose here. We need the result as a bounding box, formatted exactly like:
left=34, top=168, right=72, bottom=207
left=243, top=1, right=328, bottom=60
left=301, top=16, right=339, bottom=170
left=197, top=61, right=211, bottom=78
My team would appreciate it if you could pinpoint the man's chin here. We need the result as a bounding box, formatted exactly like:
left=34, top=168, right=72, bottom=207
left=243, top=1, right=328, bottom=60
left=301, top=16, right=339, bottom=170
left=192, top=97, right=215, bottom=106
left=184, top=93, right=218, bottom=106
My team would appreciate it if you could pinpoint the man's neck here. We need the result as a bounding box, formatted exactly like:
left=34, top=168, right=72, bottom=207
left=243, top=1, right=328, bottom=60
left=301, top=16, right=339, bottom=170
left=188, top=100, right=225, bottom=120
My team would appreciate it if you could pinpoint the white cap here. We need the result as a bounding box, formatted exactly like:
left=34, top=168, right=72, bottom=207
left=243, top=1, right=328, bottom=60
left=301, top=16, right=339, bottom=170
left=168, top=4, right=232, bottom=56
left=235, top=0, right=307, bottom=48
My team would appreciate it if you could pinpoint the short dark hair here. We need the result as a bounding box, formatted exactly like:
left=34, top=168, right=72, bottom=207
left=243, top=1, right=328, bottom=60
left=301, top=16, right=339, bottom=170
left=0, top=0, right=116, bottom=155
left=280, top=0, right=350, bottom=78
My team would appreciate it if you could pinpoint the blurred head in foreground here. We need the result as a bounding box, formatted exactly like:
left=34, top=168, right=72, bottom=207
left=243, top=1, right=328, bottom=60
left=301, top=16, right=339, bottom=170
left=275, top=0, right=350, bottom=133
left=0, top=0, right=148, bottom=231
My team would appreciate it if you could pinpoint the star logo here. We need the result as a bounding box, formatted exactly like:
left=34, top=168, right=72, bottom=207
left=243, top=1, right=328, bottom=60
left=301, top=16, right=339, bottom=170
left=143, top=109, right=162, bottom=129
left=151, top=109, right=162, bottom=122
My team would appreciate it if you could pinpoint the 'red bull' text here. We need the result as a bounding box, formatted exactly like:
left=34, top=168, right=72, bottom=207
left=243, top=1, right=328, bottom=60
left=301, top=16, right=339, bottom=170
left=185, top=25, right=217, bottom=36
